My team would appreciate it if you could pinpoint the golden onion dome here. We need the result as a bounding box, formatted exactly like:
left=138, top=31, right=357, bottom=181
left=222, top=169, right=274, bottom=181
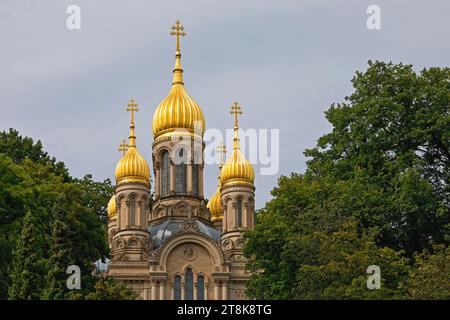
left=115, top=100, right=150, bottom=186
left=207, top=183, right=223, bottom=221
left=220, top=102, right=255, bottom=187
left=220, top=148, right=255, bottom=186
left=152, top=22, right=205, bottom=139
left=107, top=195, right=117, bottom=219
left=208, top=143, right=226, bottom=222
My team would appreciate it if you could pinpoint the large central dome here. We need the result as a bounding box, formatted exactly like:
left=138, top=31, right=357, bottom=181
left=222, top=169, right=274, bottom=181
left=152, top=44, right=205, bottom=139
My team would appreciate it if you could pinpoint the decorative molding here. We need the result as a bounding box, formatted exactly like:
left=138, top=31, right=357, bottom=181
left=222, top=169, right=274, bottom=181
left=181, top=245, right=197, bottom=261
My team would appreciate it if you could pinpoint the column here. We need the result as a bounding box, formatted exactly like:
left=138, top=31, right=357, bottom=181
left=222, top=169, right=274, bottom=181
left=222, top=205, right=227, bottom=233
left=222, top=282, right=228, bottom=300
left=204, top=283, right=208, bottom=301
left=243, top=202, right=248, bottom=229
left=170, top=162, right=175, bottom=193
left=155, top=167, right=160, bottom=198
left=170, top=281, right=175, bottom=300
left=199, top=166, right=204, bottom=198
left=193, top=281, right=197, bottom=300
left=151, top=281, right=157, bottom=300
left=117, top=200, right=121, bottom=230
left=214, top=282, right=220, bottom=300
left=125, top=200, right=130, bottom=229
left=137, top=200, right=142, bottom=228
left=187, top=163, right=193, bottom=194
left=159, top=281, right=165, bottom=300
left=144, top=282, right=150, bottom=300
left=181, top=282, right=185, bottom=300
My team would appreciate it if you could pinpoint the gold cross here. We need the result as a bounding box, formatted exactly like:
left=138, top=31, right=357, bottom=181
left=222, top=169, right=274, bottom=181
left=118, top=139, right=129, bottom=156
left=216, top=143, right=227, bottom=166
left=126, top=99, right=139, bottom=124
left=230, top=102, right=242, bottom=128
left=170, top=20, right=186, bottom=51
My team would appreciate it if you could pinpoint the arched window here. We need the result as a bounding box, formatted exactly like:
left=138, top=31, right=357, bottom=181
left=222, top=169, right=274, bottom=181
left=175, top=149, right=187, bottom=193
left=129, top=195, right=136, bottom=226
left=184, top=268, right=194, bottom=300
left=197, top=275, right=205, bottom=300
left=192, top=164, right=199, bottom=196
left=173, top=275, right=181, bottom=300
left=237, top=198, right=243, bottom=227
left=161, top=151, right=170, bottom=195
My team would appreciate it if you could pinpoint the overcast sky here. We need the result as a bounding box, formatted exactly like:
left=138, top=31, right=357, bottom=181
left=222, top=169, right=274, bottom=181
left=1, top=0, right=449, bottom=209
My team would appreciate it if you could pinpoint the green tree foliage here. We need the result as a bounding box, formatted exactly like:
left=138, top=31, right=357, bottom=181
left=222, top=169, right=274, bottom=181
left=65, top=277, right=136, bottom=300
left=305, top=62, right=449, bottom=254
left=245, top=62, right=449, bottom=299
left=0, top=129, right=113, bottom=299
left=0, top=155, right=33, bottom=298
left=42, top=198, right=73, bottom=300
left=84, top=277, right=137, bottom=300
left=8, top=211, right=44, bottom=300
left=403, top=245, right=450, bottom=299
left=74, top=174, right=114, bottom=224
left=0, top=128, right=69, bottom=180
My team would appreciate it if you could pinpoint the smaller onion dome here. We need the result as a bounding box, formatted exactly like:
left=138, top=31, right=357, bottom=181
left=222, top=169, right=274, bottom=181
left=207, top=184, right=222, bottom=222
left=115, top=99, right=150, bottom=186
left=220, top=102, right=255, bottom=187
left=107, top=195, right=117, bottom=219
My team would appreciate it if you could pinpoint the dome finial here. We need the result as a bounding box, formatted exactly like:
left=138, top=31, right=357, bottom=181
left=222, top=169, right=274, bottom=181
left=126, top=99, right=139, bottom=147
left=118, top=139, right=129, bottom=156
left=170, top=20, right=186, bottom=85
left=230, top=102, right=242, bottom=150
left=216, top=142, right=227, bottom=169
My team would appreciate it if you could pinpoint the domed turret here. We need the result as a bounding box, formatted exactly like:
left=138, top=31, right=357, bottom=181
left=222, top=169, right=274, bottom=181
left=115, top=99, right=150, bottom=186
left=220, top=102, right=254, bottom=187
left=152, top=21, right=205, bottom=139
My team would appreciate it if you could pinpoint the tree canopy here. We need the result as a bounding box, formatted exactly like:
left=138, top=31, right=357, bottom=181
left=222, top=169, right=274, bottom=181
left=0, top=129, right=118, bottom=300
left=244, top=61, right=450, bottom=299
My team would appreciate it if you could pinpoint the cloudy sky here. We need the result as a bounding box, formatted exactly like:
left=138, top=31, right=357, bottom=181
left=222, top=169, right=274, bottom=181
left=1, top=0, right=449, bottom=209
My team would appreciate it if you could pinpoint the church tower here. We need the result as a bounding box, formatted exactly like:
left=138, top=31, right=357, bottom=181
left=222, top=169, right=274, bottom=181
left=150, top=20, right=208, bottom=224
left=220, top=102, right=255, bottom=267
left=105, top=21, right=256, bottom=300
left=108, top=99, right=152, bottom=283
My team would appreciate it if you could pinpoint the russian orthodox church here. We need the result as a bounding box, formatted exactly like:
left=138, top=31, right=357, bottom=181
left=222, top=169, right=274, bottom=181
left=105, top=21, right=255, bottom=300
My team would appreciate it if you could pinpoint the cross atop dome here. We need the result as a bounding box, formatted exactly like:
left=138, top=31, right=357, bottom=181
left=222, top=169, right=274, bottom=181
left=127, top=99, right=139, bottom=124
left=216, top=143, right=227, bottom=168
left=118, top=139, right=128, bottom=156
left=230, top=102, right=242, bottom=129
left=170, top=20, right=186, bottom=52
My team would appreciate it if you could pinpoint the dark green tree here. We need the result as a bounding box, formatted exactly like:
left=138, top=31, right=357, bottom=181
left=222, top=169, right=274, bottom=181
left=85, top=277, right=137, bottom=300
left=66, top=277, right=137, bottom=300
left=244, top=62, right=449, bottom=299
left=0, top=130, right=111, bottom=299
left=0, top=128, right=69, bottom=180
left=244, top=174, right=410, bottom=299
left=42, top=197, right=73, bottom=300
left=8, top=211, right=44, bottom=300
left=403, top=245, right=450, bottom=299
left=305, top=62, right=450, bottom=254
left=74, top=174, right=114, bottom=224
left=0, top=155, right=33, bottom=298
